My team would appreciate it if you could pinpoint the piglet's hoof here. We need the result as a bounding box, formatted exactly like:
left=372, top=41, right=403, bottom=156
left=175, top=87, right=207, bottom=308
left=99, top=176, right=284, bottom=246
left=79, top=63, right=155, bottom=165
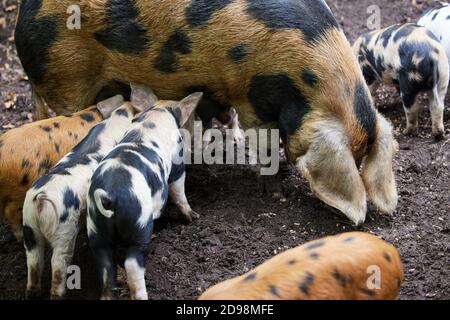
left=179, top=210, right=200, bottom=223
left=25, top=288, right=43, bottom=300
left=433, top=131, right=445, bottom=142
left=186, top=210, right=200, bottom=222
left=50, top=294, right=65, bottom=300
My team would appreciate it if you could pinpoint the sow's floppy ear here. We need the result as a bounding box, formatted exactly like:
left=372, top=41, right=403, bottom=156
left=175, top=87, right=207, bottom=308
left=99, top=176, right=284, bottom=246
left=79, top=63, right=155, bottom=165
left=130, top=83, right=159, bottom=111
left=171, top=92, right=203, bottom=127
left=96, top=94, right=125, bottom=118
left=362, top=114, right=398, bottom=215
left=296, top=120, right=367, bottom=226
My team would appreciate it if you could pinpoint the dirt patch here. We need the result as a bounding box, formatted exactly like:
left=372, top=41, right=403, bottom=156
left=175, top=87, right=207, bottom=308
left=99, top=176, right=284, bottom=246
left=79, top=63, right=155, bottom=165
left=0, top=0, right=449, bottom=300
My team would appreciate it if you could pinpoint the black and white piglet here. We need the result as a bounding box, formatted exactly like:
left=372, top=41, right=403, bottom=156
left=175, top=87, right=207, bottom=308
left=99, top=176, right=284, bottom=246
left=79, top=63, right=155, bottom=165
left=87, top=85, right=202, bottom=300
left=22, top=96, right=139, bottom=299
left=353, top=23, right=449, bottom=139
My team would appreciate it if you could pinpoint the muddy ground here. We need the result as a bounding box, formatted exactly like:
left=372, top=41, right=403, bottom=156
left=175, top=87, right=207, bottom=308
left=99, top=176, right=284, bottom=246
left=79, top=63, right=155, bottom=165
left=0, top=0, right=448, bottom=300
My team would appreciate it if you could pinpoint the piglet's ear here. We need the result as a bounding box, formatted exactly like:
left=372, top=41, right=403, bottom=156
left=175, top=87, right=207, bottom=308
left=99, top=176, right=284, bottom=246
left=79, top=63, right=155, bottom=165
left=96, top=94, right=124, bottom=118
left=175, top=92, right=203, bottom=127
left=130, top=83, right=159, bottom=111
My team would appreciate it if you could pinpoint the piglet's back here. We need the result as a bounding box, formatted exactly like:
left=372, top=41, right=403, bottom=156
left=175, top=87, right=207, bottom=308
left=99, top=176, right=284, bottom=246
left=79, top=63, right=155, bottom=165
left=199, top=232, right=403, bottom=300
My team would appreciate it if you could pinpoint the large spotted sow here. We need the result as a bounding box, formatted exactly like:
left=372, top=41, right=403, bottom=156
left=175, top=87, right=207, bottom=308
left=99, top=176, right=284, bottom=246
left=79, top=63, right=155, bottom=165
left=15, top=0, right=398, bottom=225
left=87, top=86, right=201, bottom=300
left=353, top=23, right=449, bottom=140
left=0, top=95, right=123, bottom=241
left=418, top=3, right=450, bottom=69
left=22, top=101, right=139, bottom=299
left=199, top=232, right=403, bottom=300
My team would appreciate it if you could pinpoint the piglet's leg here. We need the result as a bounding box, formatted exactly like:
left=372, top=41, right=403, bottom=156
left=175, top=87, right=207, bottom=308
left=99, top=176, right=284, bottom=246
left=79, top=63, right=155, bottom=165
left=402, top=100, right=422, bottom=136
left=429, top=85, right=447, bottom=140
left=399, top=73, right=421, bottom=136
left=94, top=248, right=118, bottom=300
left=50, top=237, right=77, bottom=299
left=124, top=255, right=148, bottom=300
left=23, top=226, right=45, bottom=299
left=169, top=172, right=199, bottom=222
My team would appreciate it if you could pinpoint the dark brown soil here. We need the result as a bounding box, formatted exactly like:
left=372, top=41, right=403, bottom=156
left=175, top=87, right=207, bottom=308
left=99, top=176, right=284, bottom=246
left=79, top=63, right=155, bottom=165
left=0, top=0, right=449, bottom=300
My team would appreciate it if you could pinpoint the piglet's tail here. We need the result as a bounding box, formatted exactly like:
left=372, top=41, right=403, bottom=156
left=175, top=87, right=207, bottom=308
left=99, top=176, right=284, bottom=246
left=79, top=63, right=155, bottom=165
left=93, top=189, right=114, bottom=218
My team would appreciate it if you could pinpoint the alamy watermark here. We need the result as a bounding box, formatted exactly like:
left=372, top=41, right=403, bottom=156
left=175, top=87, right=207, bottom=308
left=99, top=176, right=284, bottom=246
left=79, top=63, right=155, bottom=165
left=176, top=121, right=280, bottom=176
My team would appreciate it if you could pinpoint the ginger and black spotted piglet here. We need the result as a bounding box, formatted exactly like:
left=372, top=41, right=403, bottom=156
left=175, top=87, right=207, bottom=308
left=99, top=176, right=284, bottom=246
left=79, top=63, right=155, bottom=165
left=87, top=85, right=202, bottom=300
left=0, top=95, right=123, bottom=241
left=353, top=23, right=449, bottom=140
left=199, top=232, right=403, bottom=300
left=22, top=99, right=140, bottom=299
left=15, top=0, right=398, bottom=225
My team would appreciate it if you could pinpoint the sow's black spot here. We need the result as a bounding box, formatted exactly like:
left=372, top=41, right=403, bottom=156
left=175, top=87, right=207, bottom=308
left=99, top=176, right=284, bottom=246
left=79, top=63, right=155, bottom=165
left=299, top=272, right=314, bottom=294
left=248, top=73, right=310, bottom=141
left=228, top=44, right=247, bottom=62
left=14, top=0, right=58, bottom=84
left=185, top=85, right=214, bottom=97
left=383, top=252, right=392, bottom=263
left=185, top=0, right=234, bottom=27
left=23, top=225, right=37, bottom=251
left=246, top=0, right=339, bottom=42
left=80, top=113, right=96, bottom=123
left=354, top=83, right=377, bottom=146
left=94, top=0, right=150, bottom=54
left=154, top=29, right=192, bottom=73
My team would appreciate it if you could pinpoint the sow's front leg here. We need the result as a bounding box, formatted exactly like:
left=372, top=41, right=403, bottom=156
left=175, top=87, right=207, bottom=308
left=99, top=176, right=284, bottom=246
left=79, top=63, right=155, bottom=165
left=233, top=102, right=284, bottom=201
